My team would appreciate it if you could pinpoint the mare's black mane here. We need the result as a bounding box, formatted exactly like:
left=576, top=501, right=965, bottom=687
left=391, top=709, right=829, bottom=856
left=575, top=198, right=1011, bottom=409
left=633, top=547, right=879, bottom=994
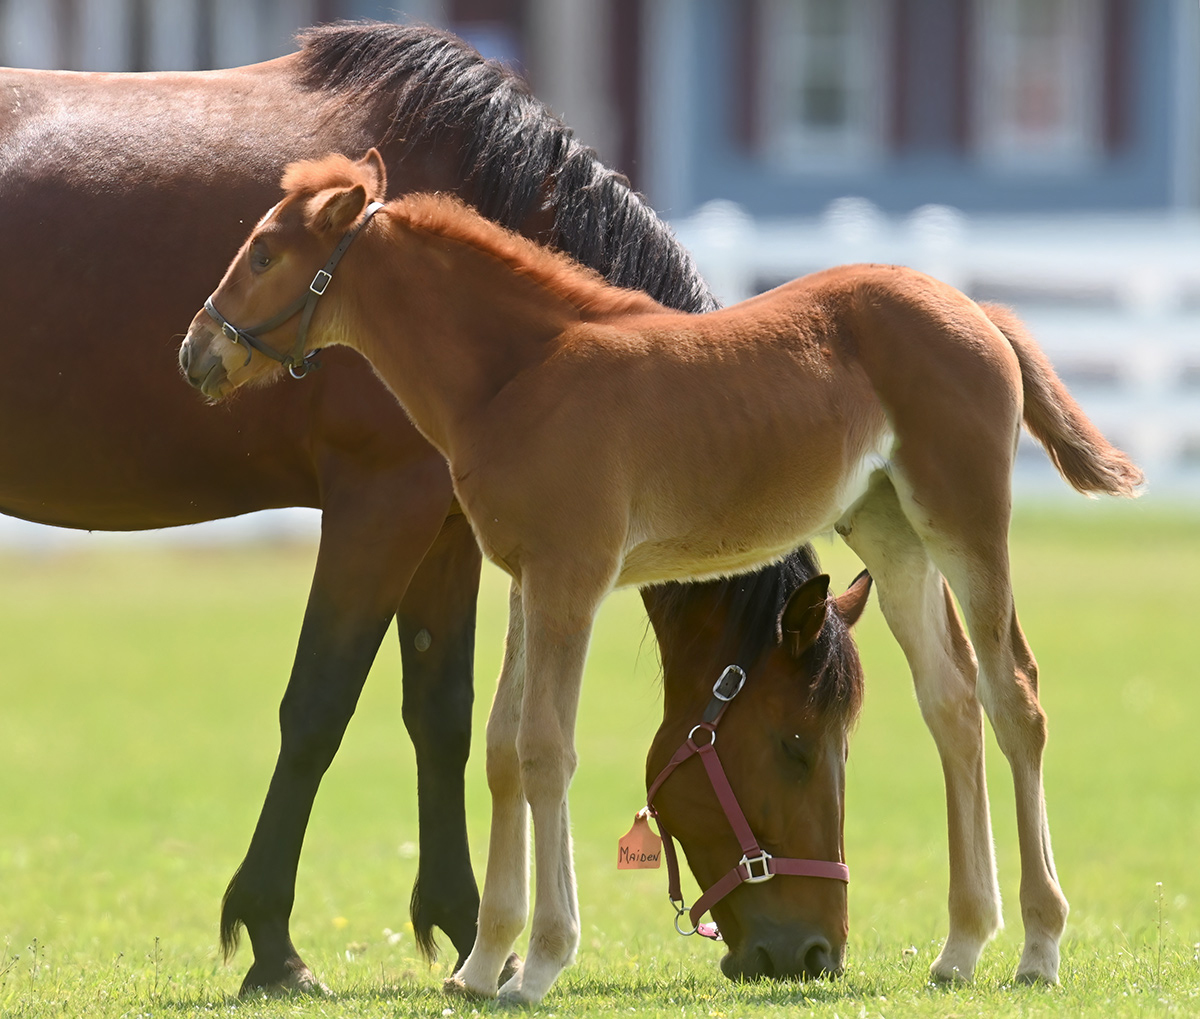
left=295, top=23, right=855, bottom=717
left=297, top=20, right=717, bottom=315
left=648, top=546, right=864, bottom=726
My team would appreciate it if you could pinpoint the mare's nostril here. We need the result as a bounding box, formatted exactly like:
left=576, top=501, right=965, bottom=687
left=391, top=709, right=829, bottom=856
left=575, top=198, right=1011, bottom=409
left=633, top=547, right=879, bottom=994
left=755, top=945, right=775, bottom=980
left=801, top=936, right=837, bottom=978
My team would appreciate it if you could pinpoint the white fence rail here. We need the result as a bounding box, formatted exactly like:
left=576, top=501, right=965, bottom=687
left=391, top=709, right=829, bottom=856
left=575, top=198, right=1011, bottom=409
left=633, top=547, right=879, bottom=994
left=673, top=200, right=1200, bottom=498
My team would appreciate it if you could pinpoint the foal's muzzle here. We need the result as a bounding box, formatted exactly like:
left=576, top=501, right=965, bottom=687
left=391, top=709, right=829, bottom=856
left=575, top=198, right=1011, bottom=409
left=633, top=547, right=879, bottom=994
left=179, top=324, right=230, bottom=399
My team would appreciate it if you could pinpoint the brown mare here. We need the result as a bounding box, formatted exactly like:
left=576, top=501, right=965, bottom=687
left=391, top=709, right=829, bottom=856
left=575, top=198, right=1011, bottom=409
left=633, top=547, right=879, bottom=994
left=0, top=20, right=822, bottom=995
left=180, top=150, right=1143, bottom=1003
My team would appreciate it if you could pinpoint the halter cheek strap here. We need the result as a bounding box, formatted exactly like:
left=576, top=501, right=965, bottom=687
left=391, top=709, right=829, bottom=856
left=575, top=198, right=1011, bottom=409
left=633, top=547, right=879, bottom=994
left=203, top=200, right=384, bottom=379
left=645, top=665, right=849, bottom=942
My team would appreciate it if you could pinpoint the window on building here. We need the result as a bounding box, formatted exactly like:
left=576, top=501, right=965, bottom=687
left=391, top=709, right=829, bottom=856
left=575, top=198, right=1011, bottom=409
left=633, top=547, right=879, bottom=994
left=973, top=0, right=1103, bottom=170
left=760, top=0, right=888, bottom=170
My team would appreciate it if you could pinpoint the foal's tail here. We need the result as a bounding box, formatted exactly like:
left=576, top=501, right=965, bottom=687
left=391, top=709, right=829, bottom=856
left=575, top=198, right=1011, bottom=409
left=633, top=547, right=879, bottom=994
left=981, top=303, right=1145, bottom=497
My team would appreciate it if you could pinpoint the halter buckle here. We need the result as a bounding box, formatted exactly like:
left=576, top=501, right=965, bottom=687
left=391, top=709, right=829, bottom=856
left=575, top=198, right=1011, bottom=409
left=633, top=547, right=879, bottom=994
left=712, top=664, right=747, bottom=702
left=310, top=269, right=333, bottom=295
left=739, top=850, right=774, bottom=883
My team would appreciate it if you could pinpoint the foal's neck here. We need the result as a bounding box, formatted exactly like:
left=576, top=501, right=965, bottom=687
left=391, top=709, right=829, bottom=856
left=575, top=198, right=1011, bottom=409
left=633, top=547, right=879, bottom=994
left=343, top=214, right=589, bottom=455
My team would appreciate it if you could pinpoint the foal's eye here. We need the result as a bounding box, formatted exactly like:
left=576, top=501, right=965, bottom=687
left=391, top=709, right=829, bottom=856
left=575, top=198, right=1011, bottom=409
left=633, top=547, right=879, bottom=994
left=249, top=243, right=272, bottom=272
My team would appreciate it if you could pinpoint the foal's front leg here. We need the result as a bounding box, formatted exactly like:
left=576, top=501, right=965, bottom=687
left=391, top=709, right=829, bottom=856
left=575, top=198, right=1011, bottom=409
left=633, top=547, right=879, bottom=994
left=496, top=594, right=594, bottom=1005
left=446, top=583, right=530, bottom=996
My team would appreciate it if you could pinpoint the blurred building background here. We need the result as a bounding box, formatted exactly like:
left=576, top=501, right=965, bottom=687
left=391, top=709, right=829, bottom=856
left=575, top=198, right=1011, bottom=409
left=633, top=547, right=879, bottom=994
left=1, top=0, right=1198, bottom=543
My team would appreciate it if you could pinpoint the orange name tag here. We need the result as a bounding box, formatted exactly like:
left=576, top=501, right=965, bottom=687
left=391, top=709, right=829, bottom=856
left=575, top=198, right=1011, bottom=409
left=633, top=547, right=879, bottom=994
left=617, top=810, right=662, bottom=870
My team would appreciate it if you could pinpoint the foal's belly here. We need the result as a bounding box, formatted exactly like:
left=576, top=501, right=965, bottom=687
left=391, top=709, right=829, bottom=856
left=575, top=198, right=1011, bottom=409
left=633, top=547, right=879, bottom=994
left=614, top=428, right=893, bottom=589
left=617, top=534, right=812, bottom=588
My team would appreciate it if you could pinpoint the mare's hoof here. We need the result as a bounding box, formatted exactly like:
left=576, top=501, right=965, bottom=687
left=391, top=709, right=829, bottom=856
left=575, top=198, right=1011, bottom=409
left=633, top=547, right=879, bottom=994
left=239, top=959, right=330, bottom=997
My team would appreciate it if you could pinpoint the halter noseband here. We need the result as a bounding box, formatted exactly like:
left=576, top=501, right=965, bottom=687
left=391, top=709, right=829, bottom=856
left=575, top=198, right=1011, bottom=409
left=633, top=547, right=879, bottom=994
left=203, top=201, right=385, bottom=379
left=646, top=664, right=849, bottom=941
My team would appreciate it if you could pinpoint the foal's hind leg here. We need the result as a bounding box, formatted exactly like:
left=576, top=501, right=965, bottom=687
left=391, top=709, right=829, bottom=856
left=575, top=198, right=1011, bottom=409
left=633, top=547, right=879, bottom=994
left=837, top=470, right=1002, bottom=983
left=886, top=465, right=1069, bottom=984
left=446, top=582, right=531, bottom=997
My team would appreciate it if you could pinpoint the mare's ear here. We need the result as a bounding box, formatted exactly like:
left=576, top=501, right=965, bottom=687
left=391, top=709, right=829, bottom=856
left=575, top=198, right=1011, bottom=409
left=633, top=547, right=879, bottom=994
left=835, top=569, right=872, bottom=628
left=310, top=183, right=368, bottom=235
left=779, top=573, right=831, bottom=657
left=357, top=148, right=387, bottom=201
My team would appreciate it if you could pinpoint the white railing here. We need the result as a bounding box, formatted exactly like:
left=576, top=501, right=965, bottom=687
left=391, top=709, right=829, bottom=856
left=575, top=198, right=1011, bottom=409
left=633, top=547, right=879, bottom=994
left=673, top=199, right=1200, bottom=498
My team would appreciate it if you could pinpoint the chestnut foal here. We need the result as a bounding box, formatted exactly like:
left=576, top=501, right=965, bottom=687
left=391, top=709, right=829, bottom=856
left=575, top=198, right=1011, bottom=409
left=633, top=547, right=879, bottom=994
left=181, top=150, right=1142, bottom=1003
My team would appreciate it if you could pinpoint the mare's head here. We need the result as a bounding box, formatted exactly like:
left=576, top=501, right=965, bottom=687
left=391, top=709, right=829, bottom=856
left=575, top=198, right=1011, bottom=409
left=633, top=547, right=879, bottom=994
left=180, top=149, right=387, bottom=400
left=642, top=547, right=870, bottom=981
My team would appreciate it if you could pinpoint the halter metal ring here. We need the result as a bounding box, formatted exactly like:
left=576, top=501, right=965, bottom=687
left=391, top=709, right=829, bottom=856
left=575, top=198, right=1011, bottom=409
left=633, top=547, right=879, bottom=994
left=671, top=898, right=699, bottom=936
left=687, top=723, right=715, bottom=748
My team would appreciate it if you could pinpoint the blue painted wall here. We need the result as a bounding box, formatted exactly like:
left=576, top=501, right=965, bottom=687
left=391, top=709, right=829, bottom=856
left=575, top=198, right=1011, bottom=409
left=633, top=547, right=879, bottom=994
left=676, top=0, right=1178, bottom=216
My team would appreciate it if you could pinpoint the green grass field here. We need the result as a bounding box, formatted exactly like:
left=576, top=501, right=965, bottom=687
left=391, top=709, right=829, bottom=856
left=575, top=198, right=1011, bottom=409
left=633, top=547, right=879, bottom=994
left=2, top=503, right=1198, bottom=1017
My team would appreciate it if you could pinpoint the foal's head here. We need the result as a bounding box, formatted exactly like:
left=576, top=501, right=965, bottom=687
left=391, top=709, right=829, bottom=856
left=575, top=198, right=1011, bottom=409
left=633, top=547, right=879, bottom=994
left=643, top=548, right=870, bottom=981
left=179, top=149, right=387, bottom=400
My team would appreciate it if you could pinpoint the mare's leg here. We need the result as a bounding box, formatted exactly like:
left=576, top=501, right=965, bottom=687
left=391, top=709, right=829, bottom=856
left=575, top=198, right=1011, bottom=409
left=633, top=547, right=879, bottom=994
left=396, top=511, right=484, bottom=968
left=886, top=459, right=1068, bottom=984
left=837, top=471, right=1001, bottom=982
left=497, top=574, right=599, bottom=1005
left=446, top=582, right=532, bottom=996
left=223, top=456, right=454, bottom=995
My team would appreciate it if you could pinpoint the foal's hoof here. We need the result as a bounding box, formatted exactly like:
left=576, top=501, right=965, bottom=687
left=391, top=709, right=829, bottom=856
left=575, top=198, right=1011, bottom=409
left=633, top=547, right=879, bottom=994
left=1014, top=942, right=1060, bottom=985
left=1014, top=967, right=1059, bottom=987
left=239, top=959, right=330, bottom=997
left=499, top=953, right=522, bottom=988
left=928, top=960, right=972, bottom=986
left=443, top=973, right=493, bottom=1000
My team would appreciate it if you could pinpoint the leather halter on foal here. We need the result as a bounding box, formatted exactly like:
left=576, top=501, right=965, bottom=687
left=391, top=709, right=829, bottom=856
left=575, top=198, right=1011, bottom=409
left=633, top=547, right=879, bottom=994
left=203, top=201, right=384, bottom=379
left=646, top=665, right=850, bottom=941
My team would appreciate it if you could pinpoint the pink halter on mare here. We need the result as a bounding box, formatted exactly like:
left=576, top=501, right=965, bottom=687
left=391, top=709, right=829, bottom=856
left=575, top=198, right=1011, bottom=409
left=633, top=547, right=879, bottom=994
left=646, top=665, right=850, bottom=941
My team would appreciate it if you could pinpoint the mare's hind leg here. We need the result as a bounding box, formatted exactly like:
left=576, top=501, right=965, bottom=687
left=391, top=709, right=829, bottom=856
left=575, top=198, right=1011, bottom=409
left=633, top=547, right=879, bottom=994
left=446, top=582, right=531, bottom=997
left=837, top=470, right=1001, bottom=982
left=396, top=511, right=484, bottom=969
left=886, top=461, right=1069, bottom=984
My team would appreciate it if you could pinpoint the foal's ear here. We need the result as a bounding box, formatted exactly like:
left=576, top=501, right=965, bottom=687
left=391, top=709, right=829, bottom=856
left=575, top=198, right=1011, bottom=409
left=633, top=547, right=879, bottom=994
left=835, top=569, right=872, bottom=628
left=357, top=147, right=387, bottom=201
left=310, top=183, right=368, bottom=235
left=780, top=574, right=831, bottom=657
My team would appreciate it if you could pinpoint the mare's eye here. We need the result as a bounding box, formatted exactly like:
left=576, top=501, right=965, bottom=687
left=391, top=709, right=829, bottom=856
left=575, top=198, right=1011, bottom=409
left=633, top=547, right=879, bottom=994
left=781, top=734, right=810, bottom=770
